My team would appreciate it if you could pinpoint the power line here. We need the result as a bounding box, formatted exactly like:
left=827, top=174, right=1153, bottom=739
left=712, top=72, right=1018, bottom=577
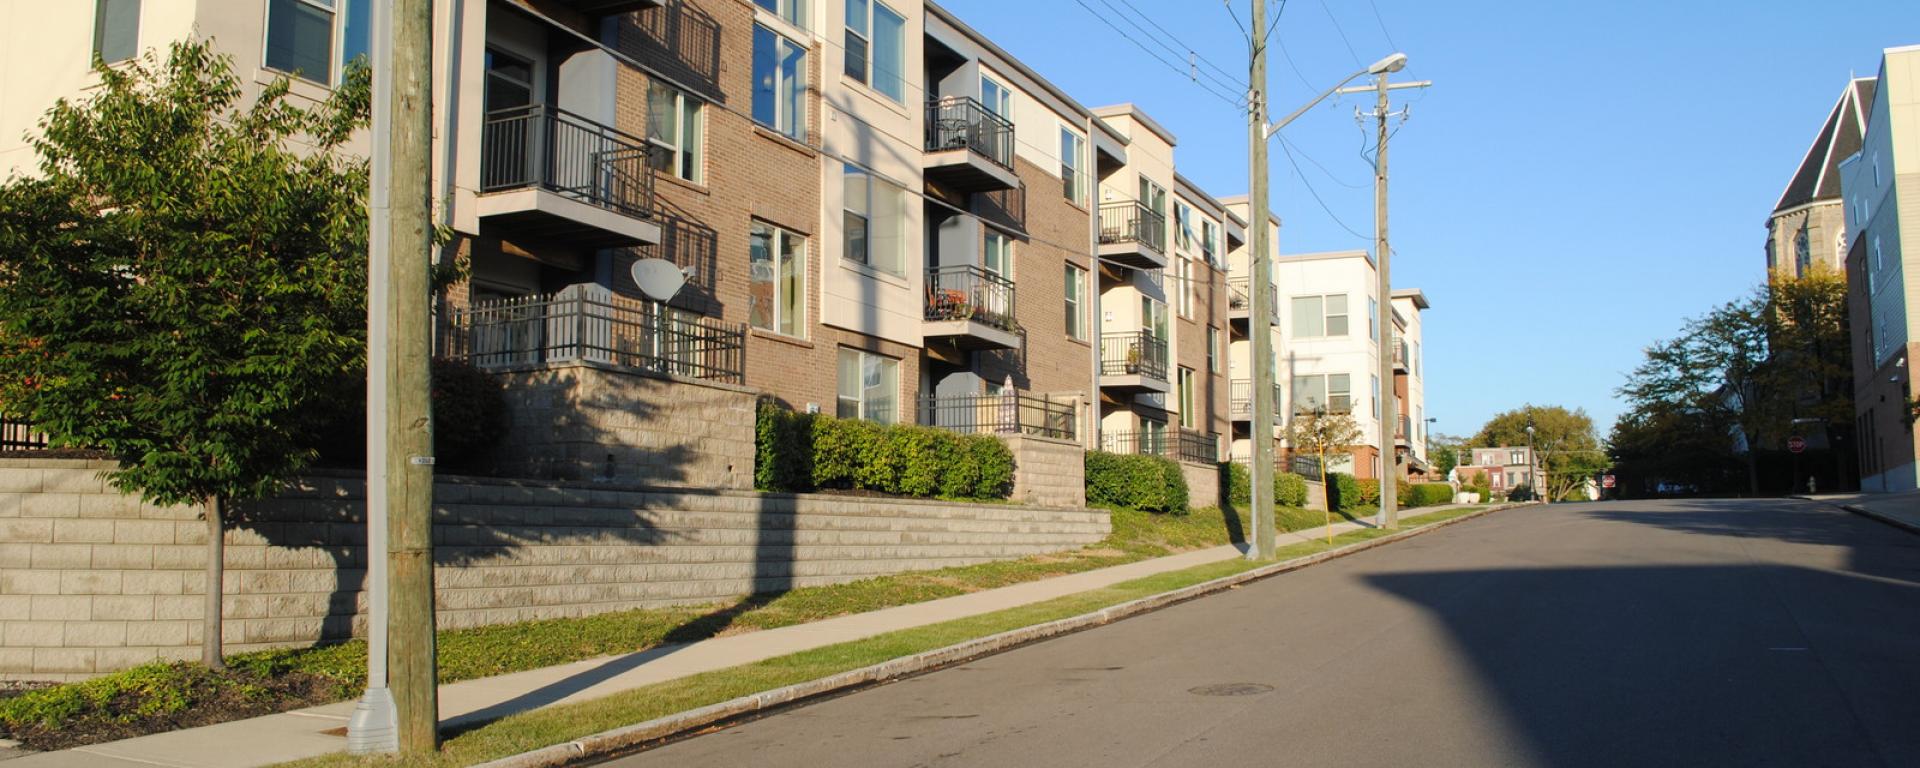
left=1073, top=0, right=1250, bottom=110
left=1314, top=0, right=1364, bottom=68
left=1278, top=133, right=1366, bottom=189
left=1104, top=0, right=1247, bottom=90
left=1274, top=134, right=1370, bottom=241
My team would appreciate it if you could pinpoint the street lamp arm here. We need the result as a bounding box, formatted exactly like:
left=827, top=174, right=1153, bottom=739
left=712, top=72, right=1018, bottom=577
left=1263, top=69, right=1370, bottom=139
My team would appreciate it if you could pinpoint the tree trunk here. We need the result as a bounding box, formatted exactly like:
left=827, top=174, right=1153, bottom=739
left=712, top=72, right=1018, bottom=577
left=204, top=495, right=225, bottom=670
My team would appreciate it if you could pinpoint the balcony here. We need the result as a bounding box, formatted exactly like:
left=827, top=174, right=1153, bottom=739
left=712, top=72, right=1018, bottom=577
left=478, top=105, right=662, bottom=249
left=1097, top=201, right=1168, bottom=270
left=1228, top=379, right=1281, bottom=423
left=923, top=96, right=1019, bottom=193
left=1098, top=331, right=1170, bottom=393
left=1395, top=414, right=1413, bottom=447
left=1392, top=339, right=1410, bottom=373
left=923, top=265, right=1020, bottom=350
left=919, top=391, right=1077, bottom=441
left=549, top=0, right=664, bottom=15
left=440, top=284, right=744, bottom=384
left=1101, top=428, right=1220, bottom=464
left=1227, top=275, right=1277, bottom=330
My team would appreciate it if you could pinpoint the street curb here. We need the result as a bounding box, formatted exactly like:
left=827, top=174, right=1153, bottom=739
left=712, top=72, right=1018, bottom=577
left=468, top=502, right=1529, bottom=768
left=1790, top=494, right=1920, bottom=536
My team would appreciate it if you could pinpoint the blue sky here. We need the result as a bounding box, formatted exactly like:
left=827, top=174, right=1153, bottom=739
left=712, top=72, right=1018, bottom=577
left=943, top=0, right=1920, bottom=440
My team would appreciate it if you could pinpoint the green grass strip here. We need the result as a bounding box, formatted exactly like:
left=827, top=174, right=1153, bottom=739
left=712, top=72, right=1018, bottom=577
left=275, top=505, right=1486, bottom=768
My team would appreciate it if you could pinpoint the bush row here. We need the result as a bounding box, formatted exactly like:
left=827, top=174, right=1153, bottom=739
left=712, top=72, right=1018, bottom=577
left=754, top=402, right=1013, bottom=499
left=1223, top=462, right=1311, bottom=508
left=1399, top=482, right=1455, bottom=508
left=1085, top=451, right=1188, bottom=514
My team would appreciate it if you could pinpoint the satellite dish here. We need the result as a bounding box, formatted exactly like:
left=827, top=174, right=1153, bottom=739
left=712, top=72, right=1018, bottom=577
left=629, top=258, right=688, bottom=302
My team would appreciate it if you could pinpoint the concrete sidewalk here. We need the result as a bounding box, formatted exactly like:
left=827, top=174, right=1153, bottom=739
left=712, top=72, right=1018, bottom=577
left=1802, top=489, right=1920, bottom=533
left=9, top=507, right=1470, bottom=768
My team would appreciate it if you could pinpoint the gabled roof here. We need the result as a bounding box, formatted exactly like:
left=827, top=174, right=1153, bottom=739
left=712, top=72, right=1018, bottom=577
left=1773, top=78, right=1876, bottom=215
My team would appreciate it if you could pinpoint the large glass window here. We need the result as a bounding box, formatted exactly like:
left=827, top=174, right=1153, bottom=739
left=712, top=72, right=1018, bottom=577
left=1178, top=367, right=1197, bottom=429
left=1372, top=375, right=1382, bottom=419
left=755, top=0, right=808, bottom=28
left=1207, top=327, right=1220, bottom=373
left=1175, top=257, right=1195, bottom=318
left=1201, top=220, right=1218, bottom=266
left=1291, top=373, right=1351, bottom=413
left=844, top=0, right=903, bottom=102
left=647, top=82, right=704, bottom=183
left=980, top=74, right=1011, bottom=117
left=1060, top=128, right=1088, bottom=206
left=753, top=24, right=808, bottom=140
left=983, top=231, right=1011, bottom=278
left=1175, top=202, right=1195, bottom=251
left=93, top=0, right=140, bottom=64
left=484, top=49, right=534, bottom=112
left=1368, top=297, right=1379, bottom=342
left=837, top=348, right=899, bottom=423
left=750, top=221, right=806, bottom=337
left=1064, top=263, right=1086, bottom=340
left=1138, top=176, right=1168, bottom=249
left=843, top=164, right=904, bottom=275
left=265, top=0, right=336, bottom=84
left=1290, top=294, right=1348, bottom=337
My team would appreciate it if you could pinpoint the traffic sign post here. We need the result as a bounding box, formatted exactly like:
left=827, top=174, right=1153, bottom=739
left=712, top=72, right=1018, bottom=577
left=1602, top=475, right=1615, bottom=489
left=1788, top=436, right=1806, bottom=454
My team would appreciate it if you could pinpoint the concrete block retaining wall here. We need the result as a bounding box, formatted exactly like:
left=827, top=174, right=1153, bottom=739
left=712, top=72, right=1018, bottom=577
left=1181, top=461, right=1223, bottom=510
left=1005, top=435, right=1086, bottom=509
left=0, top=461, right=1108, bottom=681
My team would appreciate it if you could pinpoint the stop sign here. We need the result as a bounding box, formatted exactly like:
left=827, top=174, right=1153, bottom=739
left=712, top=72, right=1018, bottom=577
left=1602, top=474, right=1616, bottom=489
left=1788, top=436, right=1807, bottom=454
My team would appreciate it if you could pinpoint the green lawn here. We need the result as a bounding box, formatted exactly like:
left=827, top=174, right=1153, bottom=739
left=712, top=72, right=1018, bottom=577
left=275, top=504, right=1487, bottom=768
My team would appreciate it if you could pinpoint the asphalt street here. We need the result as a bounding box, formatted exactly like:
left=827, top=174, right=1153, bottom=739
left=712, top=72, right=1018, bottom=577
left=603, top=499, right=1920, bottom=767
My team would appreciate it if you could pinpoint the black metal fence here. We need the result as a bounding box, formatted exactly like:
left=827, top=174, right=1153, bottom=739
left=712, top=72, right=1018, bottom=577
left=1099, top=331, right=1168, bottom=381
left=481, top=104, right=658, bottom=220
left=919, top=392, right=1076, bottom=441
left=1097, top=201, right=1166, bottom=255
left=1289, top=454, right=1324, bottom=481
left=1101, top=428, right=1219, bottom=464
left=0, top=419, right=46, bottom=450
left=925, top=96, right=1014, bottom=171
left=441, top=286, right=745, bottom=384
left=924, top=265, right=1016, bottom=332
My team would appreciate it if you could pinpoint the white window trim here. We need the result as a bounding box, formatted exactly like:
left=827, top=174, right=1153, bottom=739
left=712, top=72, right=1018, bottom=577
left=837, top=347, right=900, bottom=424
left=842, top=164, right=905, bottom=277
left=1291, top=293, right=1350, bottom=338
left=1065, top=263, right=1087, bottom=341
left=1060, top=126, right=1089, bottom=207
left=753, top=22, right=809, bottom=140
left=261, top=0, right=361, bottom=86
left=751, top=220, right=807, bottom=337
left=648, top=82, right=705, bottom=184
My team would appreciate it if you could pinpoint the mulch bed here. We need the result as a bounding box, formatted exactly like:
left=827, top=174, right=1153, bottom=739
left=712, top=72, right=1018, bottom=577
left=0, top=665, right=349, bottom=752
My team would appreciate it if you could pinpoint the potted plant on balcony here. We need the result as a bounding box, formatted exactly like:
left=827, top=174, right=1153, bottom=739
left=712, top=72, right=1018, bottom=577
left=1125, top=345, right=1142, bottom=374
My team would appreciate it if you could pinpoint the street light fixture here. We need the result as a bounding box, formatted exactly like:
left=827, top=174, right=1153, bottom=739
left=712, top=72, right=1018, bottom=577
left=1263, top=53, right=1408, bottom=140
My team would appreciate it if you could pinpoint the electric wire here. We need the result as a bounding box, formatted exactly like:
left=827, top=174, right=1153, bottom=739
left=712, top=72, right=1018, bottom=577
left=1274, top=134, right=1371, bottom=241
left=1103, top=0, right=1247, bottom=91
left=1071, top=0, right=1250, bottom=110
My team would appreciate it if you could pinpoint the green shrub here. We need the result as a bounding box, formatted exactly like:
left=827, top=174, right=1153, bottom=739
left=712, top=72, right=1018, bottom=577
left=1353, top=478, right=1382, bottom=510
left=1275, top=472, right=1309, bottom=508
left=1086, top=451, right=1188, bottom=513
left=1508, top=483, right=1535, bottom=502
left=1327, top=472, right=1362, bottom=512
left=1224, top=463, right=1309, bottom=509
left=1223, top=461, right=1250, bottom=510
left=755, top=403, right=1010, bottom=500
left=430, top=358, right=508, bottom=474
left=1402, top=482, right=1454, bottom=508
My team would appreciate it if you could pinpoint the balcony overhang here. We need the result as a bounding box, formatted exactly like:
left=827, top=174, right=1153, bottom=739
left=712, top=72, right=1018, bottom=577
left=923, top=149, right=1021, bottom=193
left=477, top=188, right=662, bottom=249
left=1099, top=372, right=1170, bottom=394
left=923, top=318, right=1021, bottom=351
left=1097, top=240, right=1168, bottom=271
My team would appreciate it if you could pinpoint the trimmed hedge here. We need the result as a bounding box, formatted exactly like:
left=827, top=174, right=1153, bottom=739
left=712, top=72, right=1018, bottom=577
left=1327, top=472, right=1364, bottom=512
left=1086, top=451, right=1188, bottom=514
left=1400, top=482, right=1455, bottom=508
left=754, top=401, right=1012, bottom=500
left=1222, top=462, right=1310, bottom=509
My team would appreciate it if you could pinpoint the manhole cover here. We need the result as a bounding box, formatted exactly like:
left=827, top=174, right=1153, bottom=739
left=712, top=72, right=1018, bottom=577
left=1188, top=683, right=1273, bottom=697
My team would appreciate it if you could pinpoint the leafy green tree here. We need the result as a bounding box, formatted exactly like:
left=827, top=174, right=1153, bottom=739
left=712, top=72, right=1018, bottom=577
left=1427, top=432, right=1464, bottom=477
left=0, top=42, right=370, bottom=668
left=1764, top=268, right=1852, bottom=488
left=1473, top=405, right=1604, bottom=504
left=1285, top=405, right=1364, bottom=542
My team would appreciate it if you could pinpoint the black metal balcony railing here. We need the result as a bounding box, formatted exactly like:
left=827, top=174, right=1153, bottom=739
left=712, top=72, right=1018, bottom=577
left=1097, top=201, right=1167, bottom=255
left=1288, top=454, right=1324, bottom=482
left=440, top=286, right=745, bottom=384
left=919, top=392, right=1076, bottom=441
left=1226, top=275, right=1276, bottom=318
left=1100, top=331, right=1169, bottom=381
left=1229, top=379, right=1282, bottom=420
left=1101, top=428, right=1219, bottom=464
left=0, top=419, right=47, bottom=450
left=924, top=265, right=1017, bottom=332
left=481, top=104, right=658, bottom=220
left=925, top=96, right=1015, bottom=171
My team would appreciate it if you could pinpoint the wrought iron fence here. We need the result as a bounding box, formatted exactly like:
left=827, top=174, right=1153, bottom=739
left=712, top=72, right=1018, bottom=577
left=925, top=96, right=1014, bottom=171
left=1101, top=428, right=1218, bottom=464
left=441, top=285, right=745, bottom=384
left=924, top=265, right=1017, bottom=332
left=1097, top=201, right=1166, bottom=255
left=1099, top=331, right=1168, bottom=380
left=1289, top=454, right=1324, bottom=481
left=1176, top=429, right=1220, bottom=464
left=919, top=392, right=1076, bottom=441
left=0, top=419, right=46, bottom=450
left=481, top=104, right=658, bottom=220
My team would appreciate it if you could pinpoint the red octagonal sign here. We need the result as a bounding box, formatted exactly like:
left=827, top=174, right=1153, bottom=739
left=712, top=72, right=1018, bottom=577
left=1788, top=436, right=1807, bottom=454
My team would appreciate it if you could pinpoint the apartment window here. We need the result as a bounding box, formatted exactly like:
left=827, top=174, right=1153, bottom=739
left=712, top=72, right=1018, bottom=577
left=1142, top=296, right=1168, bottom=340
left=749, top=221, right=806, bottom=336
left=1368, top=297, right=1379, bottom=342
left=647, top=82, right=704, bottom=183
left=837, top=348, right=899, bottom=423
left=983, top=231, right=1011, bottom=278
left=1064, top=263, right=1087, bottom=340
left=1175, top=203, right=1195, bottom=251
left=844, top=0, right=904, bottom=103
left=1371, top=375, right=1381, bottom=419
left=1202, top=220, right=1218, bottom=266
left=1175, top=257, right=1195, bottom=318
left=265, top=0, right=336, bottom=83
left=1292, top=373, right=1351, bottom=413
left=1060, top=128, right=1088, bottom=206
left=93, top=0, right=140, bottom=64
left=1206, top=327, right=1219, bottom=373
left=1509, top=449, right=1526, bottom=465
left=484, top=49, right=534, bottom=112
left=1765, top=238, right=1776, bottom=271
left=1142, top=417, right=1168, bottom=455
left=1413, top=340, right=1421, bottom=376
left=1178, top=367, right=1197, bottom=429
left=980, top=74, right=1011, bottom=117
left=1794, top=228, right=1811, bottom=274
left=1290, top=294, right=1348, bottom=337
left=753, top=24, right=808, bottom=140
left=755, top=0, right=808, bottom=28
left=843, top=164, right=904, bottom=275
left=1138, top=177, right=1168, bottom=249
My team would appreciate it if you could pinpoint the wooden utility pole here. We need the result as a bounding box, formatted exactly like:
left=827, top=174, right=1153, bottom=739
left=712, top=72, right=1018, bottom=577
left=388, top=0, right=439, bottom=753
left=1371, top=71, right=1398, bottom=530
left=1246, top=0, right=1277, bottom=560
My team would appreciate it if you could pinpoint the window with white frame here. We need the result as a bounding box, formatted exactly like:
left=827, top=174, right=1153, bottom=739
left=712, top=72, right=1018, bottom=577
left=843, top=164, right=905, bottom=275
left=752, top=24, right=808, bottom=140
left=1509, top=449, right=1526, bottom=465
left=1372, top=375, right=1381, bottom=419
left=1178, top=367, right=1197, bottom=429
left=749, top=221, right=806, bottom=337
left=1064, top=263, right=1087, bottom=340
left=844, top=0, right=904, bottom=103
left=1290, top=294, right=1348, bottom=337
left=264, top=0, right=368, bottom=85
left=1175, top=257, right=1195, bottom=318
left=1291, top=373, right=1351, bottom=413
left=837, top=348, right=899, bottom=423
left=93, top=0, right=140, bottom=64
left=1368, top=297, right=1379, bottom=342
left=1201, top=220, right=1218, bottom=266
left=755, top=0, right=808, bottom=28
left=983, top=230, right=1012, bottom=279
left=1060, top=128, right=1088, bottom=206
left=980, top=74, right=1011, bottom=117
left=647, top=81, right=704, bottom=183
left=1207, top=327, right=1219, bottom=373
left=1175, top=203, right=1195, bottom=251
